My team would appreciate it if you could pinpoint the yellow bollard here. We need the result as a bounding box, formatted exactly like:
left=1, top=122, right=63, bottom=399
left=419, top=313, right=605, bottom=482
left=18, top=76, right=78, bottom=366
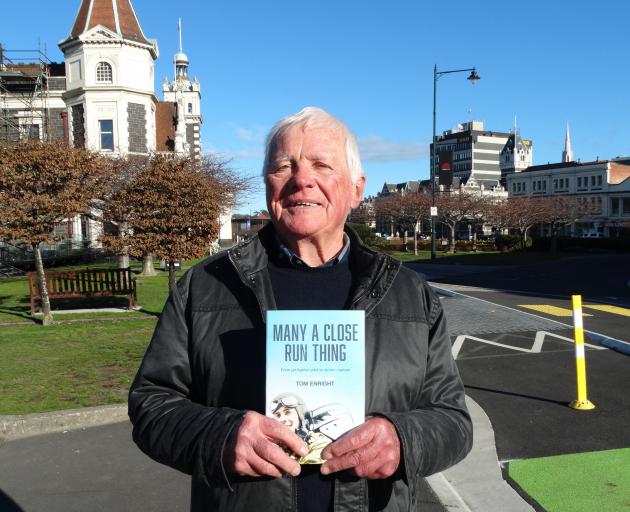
left=569, top=295, right=596, bottom=410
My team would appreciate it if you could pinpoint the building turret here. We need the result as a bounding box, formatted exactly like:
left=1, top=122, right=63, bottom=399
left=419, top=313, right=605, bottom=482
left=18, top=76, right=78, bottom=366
left=59, top=0, right=158, bottom=154
left=161, top=17, right=202, bottom=158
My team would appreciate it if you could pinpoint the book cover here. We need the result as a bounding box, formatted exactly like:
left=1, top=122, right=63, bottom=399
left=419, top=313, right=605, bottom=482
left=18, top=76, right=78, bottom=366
left=266, top=310, right=365, bottom=464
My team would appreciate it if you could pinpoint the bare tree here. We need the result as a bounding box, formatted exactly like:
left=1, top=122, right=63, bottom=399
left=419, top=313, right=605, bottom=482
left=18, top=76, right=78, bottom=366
left=435, top=189, right=480, bottom=253
left=100, top=153, right=254, bottom=290
left=503, top=197, right=549, bottom=249
left=537, top=196, right=600, bottom=252
left=376, top=192, right=431, bottom=255
left=0, top=141, right=111, bottom=324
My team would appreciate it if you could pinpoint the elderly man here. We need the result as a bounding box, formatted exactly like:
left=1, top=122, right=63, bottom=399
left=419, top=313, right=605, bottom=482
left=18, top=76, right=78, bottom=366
left=129, top=107, right=472, bottom=511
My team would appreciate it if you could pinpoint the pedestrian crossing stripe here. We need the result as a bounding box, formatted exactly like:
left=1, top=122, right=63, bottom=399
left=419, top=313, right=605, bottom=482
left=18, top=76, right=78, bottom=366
left=518, top=305, right=593, bottom=317
left=583, top=304, right=630, bottom=317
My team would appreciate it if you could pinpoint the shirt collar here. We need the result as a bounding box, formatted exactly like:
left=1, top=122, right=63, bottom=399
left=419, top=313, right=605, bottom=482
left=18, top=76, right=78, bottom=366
left=274, top=232, right=351, bottom=268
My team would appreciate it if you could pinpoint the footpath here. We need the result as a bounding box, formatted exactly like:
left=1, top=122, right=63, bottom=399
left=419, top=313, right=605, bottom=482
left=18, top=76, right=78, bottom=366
left=0, top=394, right=524, bottom=512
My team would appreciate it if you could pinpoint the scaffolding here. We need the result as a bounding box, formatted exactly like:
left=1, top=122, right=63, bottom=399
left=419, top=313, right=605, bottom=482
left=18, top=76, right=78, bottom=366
left=0, top=44, right=64, bottom=142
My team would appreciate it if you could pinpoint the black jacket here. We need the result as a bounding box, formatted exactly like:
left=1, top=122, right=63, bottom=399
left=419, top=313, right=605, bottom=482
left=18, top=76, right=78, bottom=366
left=129, top=225, right=472, bottom=511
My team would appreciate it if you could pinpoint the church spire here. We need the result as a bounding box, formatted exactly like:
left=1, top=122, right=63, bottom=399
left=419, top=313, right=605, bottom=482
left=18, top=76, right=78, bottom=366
left=562, top=122, right=574, bottom=162
left=68, top=0, right=150, bottom=45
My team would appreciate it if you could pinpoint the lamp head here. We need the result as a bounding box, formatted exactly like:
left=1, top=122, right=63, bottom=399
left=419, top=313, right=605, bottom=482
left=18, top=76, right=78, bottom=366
left=467, top=68, right=480, bottom=84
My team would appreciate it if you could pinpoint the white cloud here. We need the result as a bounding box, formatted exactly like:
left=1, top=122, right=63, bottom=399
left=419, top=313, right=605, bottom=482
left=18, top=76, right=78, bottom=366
left=228, top=148, right=264, bottom=159
left=217, top=130, right=428, bottom=164
left=358, top=135, right=428, bottom=162
left=232, top=124, right=267, bottom=143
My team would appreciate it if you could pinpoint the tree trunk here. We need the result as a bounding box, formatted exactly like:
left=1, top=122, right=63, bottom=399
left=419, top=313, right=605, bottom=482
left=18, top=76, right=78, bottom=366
left=449, top=224, right=456, bottom=253
left=521, top=229, right=529, bottom=250
left=168, top=261, right=177, bottom=291
left=550, top=225, right=558, bottom=254
left=118, top=223, right=130, bottom=269
left=118, top=253, right=129, bottom=269
left=403, top=231, right=408, bottom=252
left=414, top=220, right=419, bottom=256
left=33, top=243, right=53, bottom=325
left=140, top=254, right=157, bottom=276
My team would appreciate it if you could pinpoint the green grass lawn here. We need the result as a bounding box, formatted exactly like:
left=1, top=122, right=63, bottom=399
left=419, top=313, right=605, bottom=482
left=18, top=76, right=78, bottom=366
left=509, top=448, right=630, bottom=512
left=0, top=320, right=155, bottom=415
left=0, top=259, right=211, bottom=414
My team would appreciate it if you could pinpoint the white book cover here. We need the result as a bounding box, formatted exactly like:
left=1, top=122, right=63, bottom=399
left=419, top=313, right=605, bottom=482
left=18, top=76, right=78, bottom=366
left=266, top=310, right=365, bottom=464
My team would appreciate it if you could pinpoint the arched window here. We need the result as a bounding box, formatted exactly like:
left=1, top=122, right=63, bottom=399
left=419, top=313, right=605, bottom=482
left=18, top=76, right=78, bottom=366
left=188, top=103, right=193, bottom=114
left=96, top=62, right=113, bottom=83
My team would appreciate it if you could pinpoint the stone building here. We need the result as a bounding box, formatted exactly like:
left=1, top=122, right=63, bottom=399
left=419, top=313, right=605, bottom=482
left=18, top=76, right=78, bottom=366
left=507, top=158, right=630, bottom=238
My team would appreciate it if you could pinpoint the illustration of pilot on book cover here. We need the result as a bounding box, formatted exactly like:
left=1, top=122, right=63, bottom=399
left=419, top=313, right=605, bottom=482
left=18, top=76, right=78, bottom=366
left=266, top=310, right=365, bottom=464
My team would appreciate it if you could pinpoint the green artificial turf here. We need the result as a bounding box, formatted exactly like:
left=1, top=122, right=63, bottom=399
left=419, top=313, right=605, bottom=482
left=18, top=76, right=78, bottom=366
left=509, top=448, right=630, bottom=512
left=0, top=320, right=156, bottom=415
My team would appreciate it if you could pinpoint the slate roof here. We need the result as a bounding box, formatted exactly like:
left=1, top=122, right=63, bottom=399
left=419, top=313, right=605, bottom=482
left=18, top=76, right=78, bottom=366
left=68, top=0, right=150, bottom=45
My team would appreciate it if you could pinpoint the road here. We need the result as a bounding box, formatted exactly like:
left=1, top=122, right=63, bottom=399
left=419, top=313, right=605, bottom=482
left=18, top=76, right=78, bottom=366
left=430, top=256, right=630, bottom=463
left=429, top=254, right=630, bottom=307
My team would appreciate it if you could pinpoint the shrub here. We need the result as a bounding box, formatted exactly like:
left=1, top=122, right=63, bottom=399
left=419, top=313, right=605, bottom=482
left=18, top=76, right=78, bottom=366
left=346, top=223, right=388, bottom=250
left=495, top=234, right=522, bottom=252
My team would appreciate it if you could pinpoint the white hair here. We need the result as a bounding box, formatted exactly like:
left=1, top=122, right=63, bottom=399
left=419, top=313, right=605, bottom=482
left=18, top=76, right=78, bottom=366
left=262, top=107, right=364, bottom=183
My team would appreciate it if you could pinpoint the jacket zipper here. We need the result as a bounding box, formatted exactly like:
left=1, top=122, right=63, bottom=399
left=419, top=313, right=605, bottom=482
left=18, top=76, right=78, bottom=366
left=227, top=251, right=270, bottom=323
left=348, top=257, right=392, bottom=311
left=292, top=475, right=298, bottom=512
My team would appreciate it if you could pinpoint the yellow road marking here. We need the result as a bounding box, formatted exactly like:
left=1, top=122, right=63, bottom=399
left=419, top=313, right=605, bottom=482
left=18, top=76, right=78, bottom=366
left=583, top=304, right=630, bottom=317
left=518, top=304, right=593, bottom=317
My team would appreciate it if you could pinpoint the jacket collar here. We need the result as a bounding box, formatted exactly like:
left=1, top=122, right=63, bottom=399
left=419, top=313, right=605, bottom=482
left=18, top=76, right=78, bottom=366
left=227, top=223, right=401, bottom=316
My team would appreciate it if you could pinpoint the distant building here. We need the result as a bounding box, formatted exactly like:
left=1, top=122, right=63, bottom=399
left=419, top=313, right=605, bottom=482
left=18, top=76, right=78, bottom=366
left=231, top=213, right=271, bottom=243
left=430, top=120, right=533, bottom=189
left=507, top=158, right=630, bottom=237
left=499, top=133, right=533, bottom=178
left=348, top=195, right=376, bottom=229
left=379, top=181, right=422, bottom=196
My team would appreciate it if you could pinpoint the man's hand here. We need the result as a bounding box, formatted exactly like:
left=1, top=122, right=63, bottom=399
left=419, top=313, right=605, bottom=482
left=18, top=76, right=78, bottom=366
left=223, top=411, right=308, bottom=478
left=320, top=417, right=400, bottom=479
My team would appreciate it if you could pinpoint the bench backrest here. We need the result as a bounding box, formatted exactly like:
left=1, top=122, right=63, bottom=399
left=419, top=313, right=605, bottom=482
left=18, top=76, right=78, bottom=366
left=28, top=268, right=136, bottom=299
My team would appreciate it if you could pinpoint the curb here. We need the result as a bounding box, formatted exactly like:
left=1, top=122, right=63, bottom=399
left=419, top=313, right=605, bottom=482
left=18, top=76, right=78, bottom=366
left=0, top=404, right=128, bottom=442
left=426, top=396, right=534, bottom=512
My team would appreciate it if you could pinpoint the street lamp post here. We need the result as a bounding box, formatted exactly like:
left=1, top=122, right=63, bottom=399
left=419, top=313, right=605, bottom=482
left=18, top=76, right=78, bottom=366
left=431, top=65, right=480, bottom=260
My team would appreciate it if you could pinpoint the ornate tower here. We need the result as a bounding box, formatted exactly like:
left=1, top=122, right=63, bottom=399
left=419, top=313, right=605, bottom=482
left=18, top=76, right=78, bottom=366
left=162, top=18, right=202, bottom=158
left=59, top=0, right=158, bottom=154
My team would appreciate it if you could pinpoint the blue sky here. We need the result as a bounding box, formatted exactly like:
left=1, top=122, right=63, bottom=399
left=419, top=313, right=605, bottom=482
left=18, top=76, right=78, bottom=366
left=3, top=1, right=629, bottom=212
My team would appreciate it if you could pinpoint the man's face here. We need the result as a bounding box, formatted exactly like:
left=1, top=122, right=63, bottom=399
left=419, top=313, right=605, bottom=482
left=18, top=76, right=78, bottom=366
left=265, top=122, right=365, bottom=249
left=273, top=405, right=301, bottom=431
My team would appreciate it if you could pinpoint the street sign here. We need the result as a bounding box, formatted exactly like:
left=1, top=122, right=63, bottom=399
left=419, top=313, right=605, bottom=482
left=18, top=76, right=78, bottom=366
left=430, top=206, right=438, bottom=217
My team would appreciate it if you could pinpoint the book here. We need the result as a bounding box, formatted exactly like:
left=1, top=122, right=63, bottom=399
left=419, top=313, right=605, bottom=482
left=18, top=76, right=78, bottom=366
left=266, top=310, right=365, bottom=464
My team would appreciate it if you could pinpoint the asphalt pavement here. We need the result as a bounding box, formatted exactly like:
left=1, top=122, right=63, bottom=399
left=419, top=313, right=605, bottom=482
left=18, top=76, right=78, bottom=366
left=0, top=421, right=189, bottom=512
left=0, top=420, right=445, bottom=512
left=416, top=253, right=630, bottom=306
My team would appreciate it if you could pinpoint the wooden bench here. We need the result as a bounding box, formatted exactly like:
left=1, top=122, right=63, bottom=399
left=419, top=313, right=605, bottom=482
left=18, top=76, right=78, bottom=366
left=28, top=267, right=137, bottom=314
